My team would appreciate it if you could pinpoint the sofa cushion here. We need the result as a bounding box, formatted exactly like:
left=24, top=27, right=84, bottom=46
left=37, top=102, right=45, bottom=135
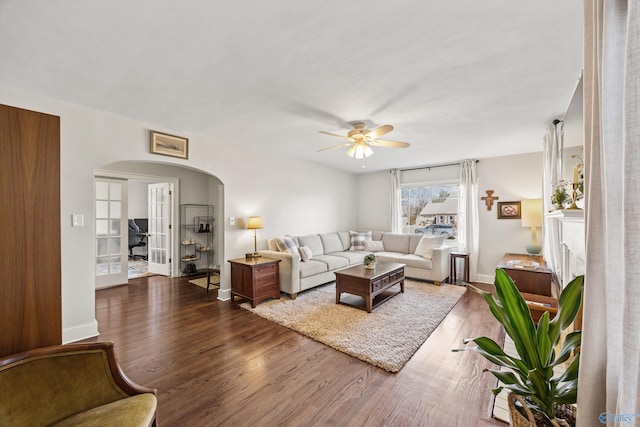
left=329, top=251, right=367, bottom=265
left=276, top=236, right=298, bottom=254
left=364, top=240, right=384, bottom=252
left=349, top=230, right=372, bottom=251
left=298, top=245, right=313, bottom=262
left=374, top=252, right=407, bottom=263
left=414, top=235, right=445, bottom=260
left=397, top=254, right=434, bottom=269
left=51, top=394, right=157, bottom=427
left=409, top=233, right=424, bottom=253
left=312, top=254, right=350, bottom=270
left=381, top=233, right=410, bottom=253
left=297, top=234, right=324, bottom=256
left=299, top=260, right=328, bottom=278
left=320, top=233, right=344, bottom=253
left=337, top=231, right=351, bottom=250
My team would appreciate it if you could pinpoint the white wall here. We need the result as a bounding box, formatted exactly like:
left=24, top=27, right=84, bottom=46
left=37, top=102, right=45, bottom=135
left=357, top=151, right=545, bottom=283
left=1, top=86, right=357, bottom=344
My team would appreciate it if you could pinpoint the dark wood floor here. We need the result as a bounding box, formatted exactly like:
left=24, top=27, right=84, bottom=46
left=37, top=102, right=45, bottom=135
left=84, top=275, right=507, bottom=427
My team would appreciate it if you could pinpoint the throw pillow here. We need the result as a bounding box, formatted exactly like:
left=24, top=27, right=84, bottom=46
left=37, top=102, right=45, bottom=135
left=364, top=240, right=384, bottom=252
left=349, top=230, right=372, bottom=251
left=414, top=235, right=445, bottom=260
left=276, top=235, right=298, bottom=255
left=271, top=238, right=285, bottom=252
left=298, top=245, right=313, bottom=262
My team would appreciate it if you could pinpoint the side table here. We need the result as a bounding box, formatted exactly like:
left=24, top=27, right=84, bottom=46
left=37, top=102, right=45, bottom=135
left=450, top=252, right=469, bottom=284
left=228, top=257, right=281, bottom=307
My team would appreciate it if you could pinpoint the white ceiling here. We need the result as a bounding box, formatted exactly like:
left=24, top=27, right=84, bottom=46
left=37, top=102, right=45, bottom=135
left=0, top=1, right=583, bottom=174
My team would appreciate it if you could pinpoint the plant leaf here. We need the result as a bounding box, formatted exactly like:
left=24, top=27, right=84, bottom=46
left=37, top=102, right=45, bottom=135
left=549, top=275, right=584, bottom=343
left=552, top=331, right=581, bottom=366
left=493, top=269, right=540, bottom=368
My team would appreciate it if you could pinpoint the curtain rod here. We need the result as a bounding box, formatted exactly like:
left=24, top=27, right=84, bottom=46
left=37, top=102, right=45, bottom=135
left=397, top=159, right=479, bottom=173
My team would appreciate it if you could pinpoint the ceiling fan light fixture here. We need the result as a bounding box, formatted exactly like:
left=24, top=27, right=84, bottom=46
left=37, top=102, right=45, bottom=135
left=346, top=142, right=373, bottom=159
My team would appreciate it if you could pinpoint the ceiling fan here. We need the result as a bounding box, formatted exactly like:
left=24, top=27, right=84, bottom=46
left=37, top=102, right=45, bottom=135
left=317, top=123, right=410, bottom=159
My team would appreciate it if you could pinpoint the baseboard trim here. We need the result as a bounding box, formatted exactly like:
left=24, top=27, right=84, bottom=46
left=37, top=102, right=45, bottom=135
left=63, top=319, right=99, bottom=344
left=217, top=288, right=231, bottom=301
left=475, top=274, right=494, bottom=284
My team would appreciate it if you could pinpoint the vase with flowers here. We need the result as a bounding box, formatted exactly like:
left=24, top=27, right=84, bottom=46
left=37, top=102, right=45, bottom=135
left=551, top=181, right=569, bottom=211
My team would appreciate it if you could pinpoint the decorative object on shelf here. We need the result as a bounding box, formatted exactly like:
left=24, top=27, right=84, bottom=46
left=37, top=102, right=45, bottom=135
left=567, top=183, right=582, bottom=210
left=571, top=152, right=584, bottom=195
left=551, top=180, right=569, bottom=210
left=481, top=190, right=499, bottom=211
left=521, top=199, right=543, bottom=255
left=363, top=253, right=377, bottom=269
left=453, top=270, right=583, bottom=427
left=246, top=215, right=263, bottom=259
left=497, top=201, right=521, bottom=219
left=150, top=130, right=188, bottom=159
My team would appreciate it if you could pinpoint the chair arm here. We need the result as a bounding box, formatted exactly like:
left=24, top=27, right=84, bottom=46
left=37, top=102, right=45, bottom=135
left=258, top=250, right=301, bottom=295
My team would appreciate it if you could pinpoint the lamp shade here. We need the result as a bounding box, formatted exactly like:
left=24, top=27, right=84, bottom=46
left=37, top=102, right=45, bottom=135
left=247, top=215, right=263, bottom=230
left=521, top=199, right=543, bottom=228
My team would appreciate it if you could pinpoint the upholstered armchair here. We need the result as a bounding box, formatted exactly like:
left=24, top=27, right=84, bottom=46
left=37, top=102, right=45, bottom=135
left=0, top=342, right=157, bottom=427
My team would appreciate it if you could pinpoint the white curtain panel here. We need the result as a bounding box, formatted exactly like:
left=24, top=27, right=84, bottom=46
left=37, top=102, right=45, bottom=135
left=579, top=1, right=640, bottom=426
left=458, top=160, right=479, bottom=281
left=542, top=122, right=564, bottom=279
left=390, top=169, right=401, bottom=233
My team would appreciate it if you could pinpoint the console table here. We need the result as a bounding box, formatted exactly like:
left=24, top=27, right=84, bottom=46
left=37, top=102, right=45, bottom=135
left=497, top=253, right=554, bottom=297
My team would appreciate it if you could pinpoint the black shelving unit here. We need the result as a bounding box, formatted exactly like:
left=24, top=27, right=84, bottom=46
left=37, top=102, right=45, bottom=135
left=180, top=204, right=214, bottom=276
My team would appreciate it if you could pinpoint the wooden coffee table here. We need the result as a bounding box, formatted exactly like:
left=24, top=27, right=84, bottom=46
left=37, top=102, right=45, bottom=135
left=335, top=263, right=405, bottom=313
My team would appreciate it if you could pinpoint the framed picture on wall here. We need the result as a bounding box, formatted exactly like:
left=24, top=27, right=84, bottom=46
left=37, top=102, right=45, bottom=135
left=150, top=131, right=189, bottom=159
left=497, top=201, right=521, bottom=219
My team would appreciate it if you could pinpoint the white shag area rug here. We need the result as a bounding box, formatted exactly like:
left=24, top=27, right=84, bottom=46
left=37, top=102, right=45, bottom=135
left=188, top=276, right=220, bottom=290
left=240, top=280, right=466, bottom=372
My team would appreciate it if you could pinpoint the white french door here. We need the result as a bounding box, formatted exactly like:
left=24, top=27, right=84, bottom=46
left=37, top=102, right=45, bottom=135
left=148, top=182, right=172, bottom=276
left=95, top=178, right=128, bottom=287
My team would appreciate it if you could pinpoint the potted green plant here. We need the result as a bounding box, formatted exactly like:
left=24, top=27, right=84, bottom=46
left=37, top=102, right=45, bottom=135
left=364, top=253, right=377, bottom=269
left=551, top=181, right=569, bottom=210
left=454, top=269, right=584, bottom=427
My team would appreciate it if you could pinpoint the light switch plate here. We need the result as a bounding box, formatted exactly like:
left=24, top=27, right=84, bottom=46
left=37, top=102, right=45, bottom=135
left=229, top=216, right=235, bottom=226
left=71, top=214, right=84, bottom=227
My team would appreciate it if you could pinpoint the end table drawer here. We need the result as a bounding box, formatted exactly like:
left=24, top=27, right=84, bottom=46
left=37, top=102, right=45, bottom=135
left=255, top=270, right=277, bottom=286
left=256, top=282, right=278, bottom=296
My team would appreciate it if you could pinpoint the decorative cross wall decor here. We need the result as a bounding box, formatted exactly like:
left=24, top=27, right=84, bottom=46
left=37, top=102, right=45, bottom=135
left=481, top=190, right=499, bottom=211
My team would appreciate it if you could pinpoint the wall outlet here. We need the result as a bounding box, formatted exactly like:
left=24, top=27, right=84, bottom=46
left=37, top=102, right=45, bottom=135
left=229, top=216, right=235, bottom=226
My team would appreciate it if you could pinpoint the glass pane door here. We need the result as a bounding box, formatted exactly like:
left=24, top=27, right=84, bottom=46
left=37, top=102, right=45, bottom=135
left=148, top=182, right=171, bottom=276
left=95, top=178, right=128, bottom=287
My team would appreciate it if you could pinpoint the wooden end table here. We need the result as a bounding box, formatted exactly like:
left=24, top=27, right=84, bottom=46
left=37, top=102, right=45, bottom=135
left=228, top=257, right=281, bottom=307
left=335, top=263, right=405, bottom=313
left=497, top=253, right=554, bottom=297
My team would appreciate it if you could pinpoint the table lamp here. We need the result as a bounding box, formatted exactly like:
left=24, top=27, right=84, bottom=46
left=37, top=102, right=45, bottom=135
left=521, top=199, right=543, bottom=255
left=246, top=215, right=263, bottom=258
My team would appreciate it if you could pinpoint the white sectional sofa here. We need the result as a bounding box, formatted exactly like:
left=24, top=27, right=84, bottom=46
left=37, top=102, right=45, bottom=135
left=259, top=231, right=451, bottom=299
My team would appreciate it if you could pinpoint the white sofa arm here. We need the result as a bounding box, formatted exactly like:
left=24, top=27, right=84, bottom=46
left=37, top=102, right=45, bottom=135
left=431, top=246, right=452, bottom=282
left=258, top=250, right=301, bottom=296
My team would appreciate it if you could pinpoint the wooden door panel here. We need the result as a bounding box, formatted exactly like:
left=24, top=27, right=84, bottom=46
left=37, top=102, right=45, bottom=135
left=0, top=104, right=61, bottom=357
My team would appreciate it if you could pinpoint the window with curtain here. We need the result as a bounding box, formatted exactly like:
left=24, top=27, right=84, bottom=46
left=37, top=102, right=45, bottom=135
left=400, top=181, right=460, bottom=243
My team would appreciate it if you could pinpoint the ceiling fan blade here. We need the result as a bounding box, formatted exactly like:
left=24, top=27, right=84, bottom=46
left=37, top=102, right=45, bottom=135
left=317, top=142, right=353, bottom=152
left=368, top=139, right=411, bottom=148
left=318, top=130, right=349, bottom=139
left=366, top=124, right=394, bottom=139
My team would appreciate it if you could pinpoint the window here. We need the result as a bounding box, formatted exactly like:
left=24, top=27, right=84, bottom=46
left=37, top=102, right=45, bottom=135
left=401, top=182, right=460, bottom=241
